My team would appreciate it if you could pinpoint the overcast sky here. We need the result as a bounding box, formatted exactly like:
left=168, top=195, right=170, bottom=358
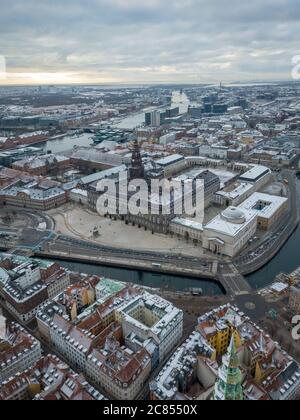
left=1, top=0, right=299, bottom=84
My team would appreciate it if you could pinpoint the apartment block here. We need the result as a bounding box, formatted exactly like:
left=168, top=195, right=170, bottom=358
left=150, top=304, right=300, bottom=401
left=0, top=254, right=70, bottom=323
left=37, top=278, right=182, bottom=400
left=0, top=354, right=106, bottom=400
left=0, top=316, right=42, bottom=384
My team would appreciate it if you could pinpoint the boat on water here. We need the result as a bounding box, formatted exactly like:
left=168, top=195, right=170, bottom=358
left=189, top=287, right=203, bottom=296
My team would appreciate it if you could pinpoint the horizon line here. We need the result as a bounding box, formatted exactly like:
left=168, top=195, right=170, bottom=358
left=0, top=79, right=299, bottom=88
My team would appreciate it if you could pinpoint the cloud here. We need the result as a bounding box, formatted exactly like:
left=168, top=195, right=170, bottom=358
left=0, top=0, right=299, bottom=84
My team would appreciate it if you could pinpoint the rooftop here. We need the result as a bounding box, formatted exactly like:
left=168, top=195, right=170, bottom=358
left=80, top=165, right=127, bottom=186
left=0, top=317, right=40, bottom=372
left=156, top=154, right=185, bottom=167
left=238, top=192, right=288, bottom=220
left=239, top=165, right=271, bottom=182
left=216, top=182, right=254, bottom=200
left=0, top=354, right=107, bottom=401
left=0, top=254, right=67, bottom=303
left=13, top=154, right=69, bottom=169
left=95, top=278, right=126, bottom=300
left=171, top=217, right=203, bottom=231
left=151, top=304, right=300, bottom=401
left=204, top=207, right=257, bottom=237
left=119, top=292, right=183, bottom=337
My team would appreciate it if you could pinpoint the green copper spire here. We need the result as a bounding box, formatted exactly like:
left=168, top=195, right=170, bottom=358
left=213, top=334, right=244, bottom=400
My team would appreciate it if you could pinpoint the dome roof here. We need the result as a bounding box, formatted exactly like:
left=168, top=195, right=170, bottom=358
left=221, top=207, right=246, bottom=224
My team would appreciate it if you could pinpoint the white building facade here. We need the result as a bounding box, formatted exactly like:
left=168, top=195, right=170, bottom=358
left=203, top=207, right=258, bottom=257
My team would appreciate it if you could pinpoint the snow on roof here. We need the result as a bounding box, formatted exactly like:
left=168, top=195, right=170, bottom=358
left=95, top=140, right=118, bottom=150
left=204, top=208, right=257, bottom=237
left=0, top=186, right=65, bottom=201
left=70, top=189, right=88, bottom=197
left=14, top=154, right=69, bottom=169
left=216, top=182, right=253, bottom=200
left=70, top=147, right=129, bottom=166
left=239, top=165, right=271, bottom=182
left=80, top=165, right=127, bottom=185
left=18, top=131, right=48, bottom=139
left=156, top=154, right=184, bottom=167
left=238, top=192, right=288, bottom=220
left=270, top=283, right=289, bottom=293
left=171, top=217, right=203, bottom=231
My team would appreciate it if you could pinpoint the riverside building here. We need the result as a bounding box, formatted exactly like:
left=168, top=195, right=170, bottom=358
left=0, top=254, right=70, bottom=323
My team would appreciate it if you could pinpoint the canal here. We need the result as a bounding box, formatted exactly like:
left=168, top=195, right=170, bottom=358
left=54, top=176, right=300, bottom=295
left=54, top=214, right=300, bottom=294
left=247, top=175, right=300, bottom=289
left=55, top=218, right=300, bottom=294
left=54, top=259, right=224, bottom=295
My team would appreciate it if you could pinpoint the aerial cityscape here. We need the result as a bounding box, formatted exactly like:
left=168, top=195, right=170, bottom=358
left=0, top=0, right=300, bottom=406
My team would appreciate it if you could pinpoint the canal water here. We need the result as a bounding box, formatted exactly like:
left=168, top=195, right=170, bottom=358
left=247, top=176, right=300, bottom=289
left=247, top=223, right=300, bottom=289
left=112, top=90, right=190, bottom=130
left=54, top=177, right=300, bottom=294
left=54, top=259, right=224, bottom=295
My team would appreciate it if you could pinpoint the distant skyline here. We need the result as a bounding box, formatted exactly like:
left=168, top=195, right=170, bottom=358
left=1, top=0, right=300, bottom=85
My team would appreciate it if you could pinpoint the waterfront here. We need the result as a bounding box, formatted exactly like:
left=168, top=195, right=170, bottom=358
left=54, top=215, right=300, bottom=293
left=33, top=90, right=190, bottom=152
left=40, top=132, right=93, bottom=154
left=113, top=110, right=149, bottom=129
left=54, top=259, right=224, bottom=295
left=41, top=176, right=300, bottom=295
left=247, top=221, right=300, bottom=288
left=113, top=90, right=190, bottom=129
left=247, top=175, right=300, bottom=289
left=52, top=177, right=300, bottom=295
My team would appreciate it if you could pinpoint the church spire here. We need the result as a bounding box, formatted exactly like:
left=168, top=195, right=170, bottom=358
left=129, top=139, right=144, bottom=180
left=213, top=334, right=244, bottom=400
